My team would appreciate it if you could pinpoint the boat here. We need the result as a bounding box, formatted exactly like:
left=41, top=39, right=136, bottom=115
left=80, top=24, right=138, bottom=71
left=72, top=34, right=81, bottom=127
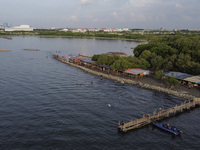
left=153, top=123, right=183, bottom=135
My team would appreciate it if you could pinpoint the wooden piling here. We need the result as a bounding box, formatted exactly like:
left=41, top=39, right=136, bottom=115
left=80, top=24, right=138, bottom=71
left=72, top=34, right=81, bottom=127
left=118, top=97, right=200, bottom=132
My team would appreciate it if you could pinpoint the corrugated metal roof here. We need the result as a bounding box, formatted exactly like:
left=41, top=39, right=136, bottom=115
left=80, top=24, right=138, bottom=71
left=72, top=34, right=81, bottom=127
left=165, top=72, right=192, bottom=80
left=125, top=68, right=140, bottom=71
left=70, top=57, right=86, bottom=60
left=184, top=76, right=200, bottom=84
left=124, top=68, right=150, bottom=75
left=98, top=64, right=111, bottom=69
left=69, top=54, right=79, bottom=58
left=79, top=58, right=95, bottom=63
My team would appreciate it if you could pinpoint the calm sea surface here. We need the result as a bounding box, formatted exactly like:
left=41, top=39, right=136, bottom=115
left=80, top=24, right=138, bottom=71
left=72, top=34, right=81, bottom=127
left=0, top=36, right=199, bottom=150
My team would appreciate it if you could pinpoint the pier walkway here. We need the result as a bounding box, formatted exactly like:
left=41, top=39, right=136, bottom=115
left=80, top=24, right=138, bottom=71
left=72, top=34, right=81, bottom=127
left=118, top=98, right=200, bottom=132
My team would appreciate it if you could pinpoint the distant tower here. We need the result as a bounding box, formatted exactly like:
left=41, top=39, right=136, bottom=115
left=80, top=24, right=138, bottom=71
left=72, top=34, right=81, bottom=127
left=4, top=22, right=9, bottom=28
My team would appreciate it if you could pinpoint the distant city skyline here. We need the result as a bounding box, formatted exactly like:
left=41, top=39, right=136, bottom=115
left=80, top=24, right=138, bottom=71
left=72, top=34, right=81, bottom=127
left=1, top=0, right=200, bottom=30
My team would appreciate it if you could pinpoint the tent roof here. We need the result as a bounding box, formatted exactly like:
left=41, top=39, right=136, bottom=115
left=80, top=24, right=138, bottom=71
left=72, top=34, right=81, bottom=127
left=69, top=54, right=79, bottom=57
left=184, top=76, right=200, bottom=84
left=79, top=58, right=95, bottom=63
left=165, top=72, right=192, bottom=80
left=124, top=68, right=149, bottom=75
left=70, top=57, right=86, bottom=60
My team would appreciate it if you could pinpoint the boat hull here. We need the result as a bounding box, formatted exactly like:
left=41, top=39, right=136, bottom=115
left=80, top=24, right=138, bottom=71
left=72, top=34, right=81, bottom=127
left=153, top=123, right=182, bottom=135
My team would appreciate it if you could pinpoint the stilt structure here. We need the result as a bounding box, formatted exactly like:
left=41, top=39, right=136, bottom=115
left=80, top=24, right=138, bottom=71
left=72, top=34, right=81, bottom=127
left=118, top=98, right=200, bottom=132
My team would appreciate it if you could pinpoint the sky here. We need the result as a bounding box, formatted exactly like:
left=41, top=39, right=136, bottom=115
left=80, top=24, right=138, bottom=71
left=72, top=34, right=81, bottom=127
left=1, top=0, right=200, bottom=29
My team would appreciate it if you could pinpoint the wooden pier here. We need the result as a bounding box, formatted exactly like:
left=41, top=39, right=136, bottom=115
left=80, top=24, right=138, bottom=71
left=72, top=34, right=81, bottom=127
left=118, top=98, right=200, bottom=132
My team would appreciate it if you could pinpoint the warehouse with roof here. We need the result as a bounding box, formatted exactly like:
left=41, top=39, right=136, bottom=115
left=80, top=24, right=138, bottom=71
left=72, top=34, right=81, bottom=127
left=5, top=25, right=34, bottom=31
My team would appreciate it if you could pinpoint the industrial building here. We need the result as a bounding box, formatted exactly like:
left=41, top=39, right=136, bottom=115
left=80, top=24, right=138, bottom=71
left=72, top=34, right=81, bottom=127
left=4, top=25, right=34, bottom=31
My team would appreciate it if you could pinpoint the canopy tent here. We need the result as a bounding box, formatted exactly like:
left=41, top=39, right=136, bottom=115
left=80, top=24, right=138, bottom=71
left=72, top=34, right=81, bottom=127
left=165, top=72, right=192, bottom=80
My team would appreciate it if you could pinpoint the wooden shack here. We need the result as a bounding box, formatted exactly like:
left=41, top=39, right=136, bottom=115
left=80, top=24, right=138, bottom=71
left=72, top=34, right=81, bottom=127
left=124, top=68, right=150, bottom=78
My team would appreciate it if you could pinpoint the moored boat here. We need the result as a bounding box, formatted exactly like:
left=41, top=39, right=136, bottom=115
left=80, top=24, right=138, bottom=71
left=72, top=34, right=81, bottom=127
left=153, top=123, right=183, bottom=135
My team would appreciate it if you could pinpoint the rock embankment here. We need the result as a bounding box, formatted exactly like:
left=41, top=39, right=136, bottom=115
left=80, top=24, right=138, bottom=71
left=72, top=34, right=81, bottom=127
left=56, top=57, right=196, bottom=100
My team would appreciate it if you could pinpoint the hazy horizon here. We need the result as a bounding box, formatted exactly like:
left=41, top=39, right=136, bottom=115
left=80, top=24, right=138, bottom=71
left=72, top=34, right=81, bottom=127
left=1, top=0, right=200, bottom=30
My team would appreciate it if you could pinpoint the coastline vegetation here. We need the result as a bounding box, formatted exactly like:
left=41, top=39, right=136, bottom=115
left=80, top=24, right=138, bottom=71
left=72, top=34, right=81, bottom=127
left=92, top=35, right=200, bottom=76
left=1, top=29, right=200, bottom=76
left=1, top=29, right=200, bottom=41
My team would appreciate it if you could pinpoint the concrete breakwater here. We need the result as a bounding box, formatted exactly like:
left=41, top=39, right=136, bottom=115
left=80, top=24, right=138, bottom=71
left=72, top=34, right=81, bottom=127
left=55, top=56, right=195, bottom=100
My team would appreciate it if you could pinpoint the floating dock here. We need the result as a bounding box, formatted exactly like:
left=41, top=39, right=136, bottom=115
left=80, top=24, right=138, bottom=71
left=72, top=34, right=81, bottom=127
left=118, top=98, right=200, bottom=132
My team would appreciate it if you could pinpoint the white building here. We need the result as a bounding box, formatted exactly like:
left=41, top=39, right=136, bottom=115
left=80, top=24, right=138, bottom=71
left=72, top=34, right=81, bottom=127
left=122, top=28, right=129, bottom=31
left=5, top=25, right=34, bottom=31
left=60, top=28, right=69, bottom=32
left=71, top=28, right=88, bottom=33
left=0, top=25, right=4, bottom=30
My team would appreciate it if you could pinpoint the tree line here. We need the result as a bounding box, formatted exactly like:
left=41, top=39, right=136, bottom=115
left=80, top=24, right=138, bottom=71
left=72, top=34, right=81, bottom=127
left=134, top=35, right=200, bottom=75
left=92, top=35, right=200, bottom=75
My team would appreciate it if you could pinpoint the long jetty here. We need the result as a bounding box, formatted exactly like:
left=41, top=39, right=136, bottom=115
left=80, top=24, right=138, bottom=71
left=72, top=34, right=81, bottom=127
left=118, top=98, right=200, bottom=132
left=53, top=55, right=200, bottom=132
left=53, top=55, right=195, bottom=100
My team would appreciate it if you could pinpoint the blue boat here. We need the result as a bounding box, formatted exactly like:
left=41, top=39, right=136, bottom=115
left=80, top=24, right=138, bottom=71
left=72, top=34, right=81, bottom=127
left=153, top=123, right=183, bottom=135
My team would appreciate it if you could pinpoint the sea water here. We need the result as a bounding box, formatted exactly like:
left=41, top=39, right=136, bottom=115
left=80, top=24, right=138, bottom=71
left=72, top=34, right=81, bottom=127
left=0, top=36, right=199, bottom=150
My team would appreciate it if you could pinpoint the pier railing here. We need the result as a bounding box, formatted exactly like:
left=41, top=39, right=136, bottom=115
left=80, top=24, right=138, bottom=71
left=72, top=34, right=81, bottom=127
left=118, top=98, right=200, bottom=132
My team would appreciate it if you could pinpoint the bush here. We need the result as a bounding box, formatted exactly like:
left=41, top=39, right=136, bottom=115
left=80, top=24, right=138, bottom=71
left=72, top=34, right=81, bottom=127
left=92, top=54, right=101, bottom=61
left=155, top=70, right=164, bottom=79
left=165, top=77, right=180, bottom=87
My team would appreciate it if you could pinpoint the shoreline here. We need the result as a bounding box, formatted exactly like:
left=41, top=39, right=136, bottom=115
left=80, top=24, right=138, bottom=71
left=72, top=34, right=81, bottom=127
left=54, top=56, right=200, bottom=100
left=23, top=49, right=40, bottom=51
left=0, top=35, right=148, bottom=42
left=0, top=50, right=11, bottom=52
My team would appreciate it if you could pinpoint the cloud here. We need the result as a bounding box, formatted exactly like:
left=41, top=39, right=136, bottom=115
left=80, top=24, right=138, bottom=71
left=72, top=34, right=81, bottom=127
left=183, top=15, right=193, bottom=21
left=128, top=0, right=158, bottom=8
left=85, top=15, right=99, bottom=22
left=70, top=16, right=79, bottom=22
left=112, top=12, right=118, bottom=18
left=1, top=0, right=200, bottom=29
left=175, top=3, right=183, bottom=8
left=130, top=13, right=147, bottom=22
left=79, top=0, right=93, bottom=5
